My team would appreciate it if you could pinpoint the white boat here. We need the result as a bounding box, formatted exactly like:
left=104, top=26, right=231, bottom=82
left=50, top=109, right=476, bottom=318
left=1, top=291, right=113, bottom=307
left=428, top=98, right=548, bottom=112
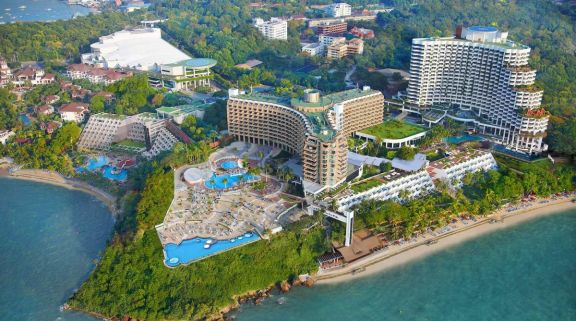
left=205, top=239, right=213, bottom=244
left=244, top=233, right=253, bottom=238
left=203, top=244, right=210, bottom=249
left=230, top=238, right=235, bottom=243
left=19, top=5, right=26, bottom=9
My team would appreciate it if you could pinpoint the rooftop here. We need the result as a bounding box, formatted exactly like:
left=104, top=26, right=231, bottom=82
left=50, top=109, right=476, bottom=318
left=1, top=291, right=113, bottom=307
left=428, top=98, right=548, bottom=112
left=358, top=120, right=427, bottom=139
left=428, top=149, right=489, bottom=170
left=163, top=58, right=217, bottom=69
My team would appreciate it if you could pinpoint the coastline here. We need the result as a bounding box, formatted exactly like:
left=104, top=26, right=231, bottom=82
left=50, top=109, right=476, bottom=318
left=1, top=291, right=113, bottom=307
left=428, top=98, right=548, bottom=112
left=0, top=167, right=118, bottom=216
left=317, top=197, right=576, bottom=284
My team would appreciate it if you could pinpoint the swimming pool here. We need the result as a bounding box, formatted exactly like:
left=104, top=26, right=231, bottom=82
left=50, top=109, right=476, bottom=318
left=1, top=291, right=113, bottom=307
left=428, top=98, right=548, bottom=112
left=204, top=173, right=257, bottom=189
left=164, top=232, right=260, bottom=267
left=102, top=166, right=128, bottom=181
left=86, top=156, right=109, bottom=171
left=221, top=160, right=239, bottom=169
left=444, top=135, right=485, bottom=144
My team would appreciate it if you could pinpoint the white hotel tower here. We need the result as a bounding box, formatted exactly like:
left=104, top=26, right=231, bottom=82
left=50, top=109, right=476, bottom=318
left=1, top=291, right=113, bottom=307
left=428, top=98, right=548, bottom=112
left=406, top=26, right=548, bottom=155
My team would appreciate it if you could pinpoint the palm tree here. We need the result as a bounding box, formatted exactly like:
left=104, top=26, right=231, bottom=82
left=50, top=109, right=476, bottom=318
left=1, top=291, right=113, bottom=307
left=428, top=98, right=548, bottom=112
left=258, top=151, right=264, bottom=165
left=222, top=177, right=229, bottom=189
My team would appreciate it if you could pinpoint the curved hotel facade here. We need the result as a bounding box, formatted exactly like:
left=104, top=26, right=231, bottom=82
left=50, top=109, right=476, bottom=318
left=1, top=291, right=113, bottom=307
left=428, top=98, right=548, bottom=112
left=227, top=88, right=384, bottom=189
left=406, top=26, right=548, bottom=155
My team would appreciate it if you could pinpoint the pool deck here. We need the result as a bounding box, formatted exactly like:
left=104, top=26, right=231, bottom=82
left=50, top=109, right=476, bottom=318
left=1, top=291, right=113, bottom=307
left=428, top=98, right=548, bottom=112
left=155, top=143, right=303, bottom=249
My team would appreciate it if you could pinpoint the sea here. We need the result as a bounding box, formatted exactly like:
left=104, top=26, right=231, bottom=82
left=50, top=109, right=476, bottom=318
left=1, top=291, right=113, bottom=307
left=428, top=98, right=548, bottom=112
left=0, top=178, right=113, bottom=321
left=1, top=177, right=574, bottom=321
left=0, top=0, right=92, bottom=23
left=234, top=209, right=576, bottom=321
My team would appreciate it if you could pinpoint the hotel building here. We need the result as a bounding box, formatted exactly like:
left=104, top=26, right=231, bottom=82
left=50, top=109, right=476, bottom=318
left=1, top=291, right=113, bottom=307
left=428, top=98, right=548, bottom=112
left=253, top=18, right=288, bottom=40
left=148, top=58, right=217, bottom=91
left=336, top=169, right=435, bottom=211
left=81, top=28, right=190, bottom=72
left=426, top=149, right=497, bottom=187
left=326, top=3, right=352, bottom=17
left=406, top=26, right=548, bottom=155
left=316, top=21, right=348, bottom=35
left=227, top=88, right=384, bottom=190
left=78, top=112, right=190, bottom=158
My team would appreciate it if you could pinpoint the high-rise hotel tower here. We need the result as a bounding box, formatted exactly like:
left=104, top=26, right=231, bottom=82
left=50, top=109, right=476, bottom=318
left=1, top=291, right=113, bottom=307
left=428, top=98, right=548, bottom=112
left=406, top=26, right=548, bottom=155
left=228, top=88, right=384, bottom=190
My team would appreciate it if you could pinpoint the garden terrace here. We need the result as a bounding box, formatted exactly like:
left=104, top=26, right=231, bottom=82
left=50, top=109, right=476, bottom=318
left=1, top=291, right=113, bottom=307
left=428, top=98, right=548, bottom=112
left=358, top=120, right=427, bottom=140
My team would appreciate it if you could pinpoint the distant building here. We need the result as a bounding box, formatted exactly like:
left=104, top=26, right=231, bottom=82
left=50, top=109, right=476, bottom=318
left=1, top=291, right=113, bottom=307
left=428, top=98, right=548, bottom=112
left=253, top=18, right=288, bottom=40
left=149, top=58, right=217, bottom=91
left=120, top=0, right=150, bottom=12
left=349, top=26, right=375, bottom=39
left=43, top=95, right=60, bottom=104
left=326, top=3, right=352, bottom=17
left=59, top=102, right=89, bottom=123
left=156, top=103, right=213, bottom=124
left=234, top=59, right=263, bottom=70
left=40, top=121, right=61, bottom=134
left=301, top=43, right=326, bottom=56
left=12, top=67, right=54, bottom=86
left=327, top=38, right=363, bottom=60
left=35, top=104, right=55, bottom=116
left=427, top=149, right=497, bottom=187
left=0, top=57, right=12, bottom=86
left=81, top=28, right=191, bottom=72
left=319, top=34, right=345, bottom=46
left=67, top=64, right=131, bottom=85
left=316, top=21, right=348, bottom=35
left=0, top=130, right=15, bottom=145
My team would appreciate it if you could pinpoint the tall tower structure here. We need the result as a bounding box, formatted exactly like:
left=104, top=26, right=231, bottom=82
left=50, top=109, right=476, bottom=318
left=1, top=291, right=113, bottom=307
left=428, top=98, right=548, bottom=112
left=406, top=26, right=548, bottom=155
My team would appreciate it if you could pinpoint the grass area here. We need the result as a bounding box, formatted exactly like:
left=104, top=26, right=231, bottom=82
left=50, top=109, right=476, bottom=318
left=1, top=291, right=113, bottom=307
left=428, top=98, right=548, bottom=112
left=359, top=120, right=426, bottom=140
left=361, top=165, right=380, bottom=179
left=114, top=139, right=146, bottom=148
left=351, top=178, right=382, bottom=194
left=493, top=154, right=551, bottom=173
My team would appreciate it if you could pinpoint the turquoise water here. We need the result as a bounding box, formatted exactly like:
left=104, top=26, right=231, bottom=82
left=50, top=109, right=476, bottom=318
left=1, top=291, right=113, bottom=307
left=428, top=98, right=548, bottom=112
left=102, top=166, right=127, bottom=181
left=164, top=232, right=260, bottom=267
left=204, top=173, right=257, bottom=189
left=86, top=156, right=108, bottom=171
left=444, top=134, right=485, bottom=144
left=235, top=210, right=576, bottom=321
left=221, top=160, right=239, bottom=169
left=0, top=178, right=114, bottom=321
left=0, top=0, right=92, bottom=23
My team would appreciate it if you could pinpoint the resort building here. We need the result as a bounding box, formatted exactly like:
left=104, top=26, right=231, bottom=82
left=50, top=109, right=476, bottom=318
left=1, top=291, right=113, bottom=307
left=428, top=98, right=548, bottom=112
left=81, top=28, right=191, bottom=72
left=148, top=58, right=217, bottom=91
left=307, top=15, right=376, bottom=28
left=326, top=3, right=352, bottom=17
left=336, top=169, right=435, bottom=211
left=67, top=64, right=132, bottom=85
left=59, top=103, right=89, bottom=123
left=301, top=43, right=326, bottom=56
left=0, top=57, right=12, bottom=87
left=12, top=67, right=54, bottom=86
left=78, top=112, right=190, bottom=158
left=427, top=149, right=497, bottom=187
left=316, top=21, right=348, bottom=35
left=326, top=38, right=364, bottom=60
left=227, top=87, right=384, bottom=191
left=0, top=130, right=15, bottom=145
left=253, top=18, right=288, bottom=40
left=35, top=104, right=55, bottom=116
left=406, top=26, right=549, bottom=155
left=349, top=26, right=375, bottom=39
left=355, top=120, right=428, bottom=149
left=155, top=102, right=214, bottom=124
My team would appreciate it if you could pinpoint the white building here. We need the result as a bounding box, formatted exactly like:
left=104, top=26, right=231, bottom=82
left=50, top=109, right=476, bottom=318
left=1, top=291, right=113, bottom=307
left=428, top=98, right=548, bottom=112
left=150, top=58, right=217, bottom=91
left=78, top=112, right=189, bottom=158
left=326, top=3, right=352, bottom=17
left=319, top=34, right=345, bottom=46
left=337, top=169, right=435, bottom=211
left=301, top=43, right=326, bottom=56
left=81, top=28, right=191, bottom=72
left=59, top=103, right=89, bottom=123
left=253, top=18, right=288, bottom=40
left=427, top=149, right=497, bottom=187
left=0, top=130, right=15, bottom=145
left=406, top=26, right=548, bottom=155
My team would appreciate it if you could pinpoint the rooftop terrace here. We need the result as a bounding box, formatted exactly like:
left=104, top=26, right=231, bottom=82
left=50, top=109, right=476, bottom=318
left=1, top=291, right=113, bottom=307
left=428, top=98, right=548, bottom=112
left=359, top=120, right=427, bottom=139
left=428, top=149, right=488, bottom=170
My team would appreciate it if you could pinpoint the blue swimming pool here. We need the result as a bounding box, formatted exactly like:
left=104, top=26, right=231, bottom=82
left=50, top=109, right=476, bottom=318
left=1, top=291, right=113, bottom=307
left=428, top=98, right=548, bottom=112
left=444, top=135, right=485, bottom=144
left=205, top=173, right=257, bottom=189
left=221, top=160, right=239, bottom=169
left=102, top=166, right=128, bottom=181
left=164, top=232, right=260, bottom=267
left=86, top=156, right=109, bottom=171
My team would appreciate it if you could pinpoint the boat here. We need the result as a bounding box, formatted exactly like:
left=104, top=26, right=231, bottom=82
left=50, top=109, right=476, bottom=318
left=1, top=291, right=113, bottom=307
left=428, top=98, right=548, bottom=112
left=230, top=238, right=236, bottom=243
left=203, top=244, right=210, bottom=249
left=238, top=236, right=243, bottom=240
left=277, top=297, right=286, bottom=305
left=205, top=239, right=213, bottom=244
left=244, top=233, right=253, bottom=238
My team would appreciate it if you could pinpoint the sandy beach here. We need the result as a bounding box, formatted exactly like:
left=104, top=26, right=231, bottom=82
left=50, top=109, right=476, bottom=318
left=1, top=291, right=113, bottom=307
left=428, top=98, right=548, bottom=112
left=317, top=197, right=576, bottom=284
left=0, top=167, right=118, bottom=216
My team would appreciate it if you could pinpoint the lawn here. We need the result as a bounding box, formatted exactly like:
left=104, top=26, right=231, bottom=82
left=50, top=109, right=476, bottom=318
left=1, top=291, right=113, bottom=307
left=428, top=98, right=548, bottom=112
left=360, top=120, right=426, bottom=140
left=351, top=178, right=382, bottom=194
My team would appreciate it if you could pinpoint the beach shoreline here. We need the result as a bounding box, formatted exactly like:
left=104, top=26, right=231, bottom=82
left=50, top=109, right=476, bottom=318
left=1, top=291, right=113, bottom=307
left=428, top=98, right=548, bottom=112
left=0, top=167, right=118, bottom=216
left=317, top=197, right=576, bottom=284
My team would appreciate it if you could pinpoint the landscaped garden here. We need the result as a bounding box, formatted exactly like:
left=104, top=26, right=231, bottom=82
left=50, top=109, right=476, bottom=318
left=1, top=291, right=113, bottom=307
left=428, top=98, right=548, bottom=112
left=360, top=120, right=427, bottom=140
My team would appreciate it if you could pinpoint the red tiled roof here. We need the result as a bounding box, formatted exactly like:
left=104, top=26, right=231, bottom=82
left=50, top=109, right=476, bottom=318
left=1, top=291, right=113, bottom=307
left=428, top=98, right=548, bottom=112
left=59, top=102, right=89, bottom=113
